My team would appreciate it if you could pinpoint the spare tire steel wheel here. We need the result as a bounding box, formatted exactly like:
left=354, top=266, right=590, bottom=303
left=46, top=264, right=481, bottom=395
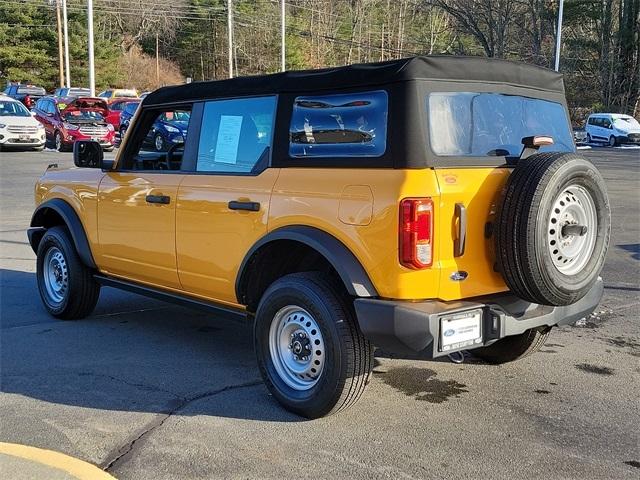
left=496, top=152, right=610, bottom=306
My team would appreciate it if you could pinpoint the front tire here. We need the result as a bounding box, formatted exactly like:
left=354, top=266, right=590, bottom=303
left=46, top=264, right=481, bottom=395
left=54, top=131, right=66, bottom=152
left=254, top=272, right=373, bottom=418
left=36, top=226, right=100, bottom=319
left=154, top=134, right=165, bottom=152
left=608, top=135, right=617, bottom=147
left=473, top=327, right=551, bottom=364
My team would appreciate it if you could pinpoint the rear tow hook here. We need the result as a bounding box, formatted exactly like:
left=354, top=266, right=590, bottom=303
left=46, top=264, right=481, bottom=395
left=447, top=351, right=466, bottom=364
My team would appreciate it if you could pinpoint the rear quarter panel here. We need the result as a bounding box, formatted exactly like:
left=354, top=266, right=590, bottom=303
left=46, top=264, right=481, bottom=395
left=269, top=168, right=443, bottom=300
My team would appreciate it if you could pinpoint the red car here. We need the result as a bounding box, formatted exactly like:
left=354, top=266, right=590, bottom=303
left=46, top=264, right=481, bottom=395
left=33, top=96, right=115, bottom=152
left=105, top=99, right=140, bottom=130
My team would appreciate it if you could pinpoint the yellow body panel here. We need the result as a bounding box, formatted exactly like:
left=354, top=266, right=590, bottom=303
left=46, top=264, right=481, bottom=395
left=97, top=172, right=183, bottom=288
left=34, top=168, right=103, bottom=251
left=35, top=163, right=511, bottom=304
left=176, top=169, right=280, bottom=303
left=434, top=168, right=510, bottom=300
left=269, top=168, right=442, bottom=300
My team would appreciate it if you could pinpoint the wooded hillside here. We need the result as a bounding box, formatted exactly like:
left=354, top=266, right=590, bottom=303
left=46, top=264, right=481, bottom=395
left=1, top=0, right=638, bottom=118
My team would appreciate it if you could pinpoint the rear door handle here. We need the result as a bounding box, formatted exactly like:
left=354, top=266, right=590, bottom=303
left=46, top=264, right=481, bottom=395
left=146, top=194, right=170, bottom=205
left=228, top=201, right=260, bottom=212
left=454, top=202, right=467, bottom=257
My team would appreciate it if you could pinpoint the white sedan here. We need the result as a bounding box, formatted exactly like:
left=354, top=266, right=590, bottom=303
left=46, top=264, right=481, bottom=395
left=0, top=95, right=46, bottom=151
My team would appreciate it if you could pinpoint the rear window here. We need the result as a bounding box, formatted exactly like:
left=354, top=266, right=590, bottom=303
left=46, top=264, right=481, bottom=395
left=427, top=93, right=574, bottom=157
left=17, top=86, right=45, bottom=96
left=289, top=90, right=388, bottom=158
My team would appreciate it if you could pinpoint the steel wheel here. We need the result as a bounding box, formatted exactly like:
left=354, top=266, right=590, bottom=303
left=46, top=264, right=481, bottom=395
left=43, top=246, right=69, bottom=305
left=268, top=305, right=325, bottom=391
left=547, top=185, right=597, bottom=275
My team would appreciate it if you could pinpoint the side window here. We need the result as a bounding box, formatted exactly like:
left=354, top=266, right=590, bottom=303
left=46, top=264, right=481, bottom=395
left=196, top=96, right=276, bottom=174
left=125, top=107, right=192, bottom=171
left=587, top=117, right=594, bottom=126
left=602, top=118, right=611, bottom=128
left=289, top=90, right=388, bottom=158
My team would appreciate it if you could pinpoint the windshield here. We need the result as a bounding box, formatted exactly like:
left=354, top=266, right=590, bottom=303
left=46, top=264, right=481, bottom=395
left=0, top=100, right=31, bottom=117
left=63, top=110, right=104, bottom=122
left=160, top=111, right=190, bottom=123
left=428, top=92, right=574, bottom=157
left=613, top=116, right=640, bottom=129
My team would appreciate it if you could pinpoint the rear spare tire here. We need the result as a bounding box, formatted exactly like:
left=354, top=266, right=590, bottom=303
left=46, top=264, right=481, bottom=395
left=496, top=152, right=610, bottom=306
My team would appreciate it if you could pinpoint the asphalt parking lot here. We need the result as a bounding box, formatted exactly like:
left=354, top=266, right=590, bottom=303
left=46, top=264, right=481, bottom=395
left=1, top=146, right=639, bottom=479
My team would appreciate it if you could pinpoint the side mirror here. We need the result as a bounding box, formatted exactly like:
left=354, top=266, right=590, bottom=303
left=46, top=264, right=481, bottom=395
left=73, top=140, right=104, bottom=168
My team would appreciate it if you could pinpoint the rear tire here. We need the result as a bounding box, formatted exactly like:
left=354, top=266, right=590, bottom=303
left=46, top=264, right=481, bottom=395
left=36, top=226, right=100, bottom=319
left=473, top=327, right=551, bottom=364
left=254, top=272, right=373, bottom=418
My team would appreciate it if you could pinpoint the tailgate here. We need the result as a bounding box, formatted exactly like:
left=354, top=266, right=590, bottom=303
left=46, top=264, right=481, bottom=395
left=435, top=167, right=511, bottom=301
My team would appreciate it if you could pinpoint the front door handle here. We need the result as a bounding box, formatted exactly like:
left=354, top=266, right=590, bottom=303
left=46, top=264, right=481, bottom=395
left=146, top=194, right=170, bottom=205
left=228, top=201, right=260, bottom=212
left=454, top=202, right=467, bottom=257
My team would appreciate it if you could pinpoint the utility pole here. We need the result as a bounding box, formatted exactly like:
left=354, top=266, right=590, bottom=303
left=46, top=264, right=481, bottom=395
left=55, top=1, right=64, bottom=88
left=227, top=0, right=234, bottom=78
left=156, top=33, right=160, bottom=87
left=554, top=0, right=564, bottom=71
left=62, top=0, right=70, bottom=87
left=281, top=0, right=285, bottom=72
left=87, top=0, right=95, bottom=96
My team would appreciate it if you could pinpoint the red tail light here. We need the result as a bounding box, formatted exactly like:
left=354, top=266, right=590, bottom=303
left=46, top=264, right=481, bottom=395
left=24, top=95, right=32, bottom=108
left=399, top=198, right=434, bottom=269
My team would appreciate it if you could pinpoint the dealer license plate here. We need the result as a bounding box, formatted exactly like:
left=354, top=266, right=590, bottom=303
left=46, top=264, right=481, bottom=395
left=439, top=310, right=483, bottom=352
left=19, top=134, right=30, bottom=141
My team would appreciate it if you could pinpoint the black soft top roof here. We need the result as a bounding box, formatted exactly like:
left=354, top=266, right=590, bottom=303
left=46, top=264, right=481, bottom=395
left=145, top=55, right=564, bottom=106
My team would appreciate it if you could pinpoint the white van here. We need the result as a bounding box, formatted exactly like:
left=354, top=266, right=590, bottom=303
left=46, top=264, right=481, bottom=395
left=585, top=113, right=640, bottom=146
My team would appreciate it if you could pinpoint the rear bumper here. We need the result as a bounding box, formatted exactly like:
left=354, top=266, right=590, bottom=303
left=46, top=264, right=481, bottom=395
left=354, top=277, right=603, bottom=357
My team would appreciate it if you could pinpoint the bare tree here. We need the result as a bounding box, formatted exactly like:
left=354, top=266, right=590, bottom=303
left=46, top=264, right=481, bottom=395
left=97, top=0, right=186, bottom=53
left=429, top=0, right=519, bottom=57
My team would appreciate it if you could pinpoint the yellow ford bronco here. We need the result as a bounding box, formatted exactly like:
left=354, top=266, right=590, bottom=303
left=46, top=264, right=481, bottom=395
left=29, top=56, right=610, bottom=418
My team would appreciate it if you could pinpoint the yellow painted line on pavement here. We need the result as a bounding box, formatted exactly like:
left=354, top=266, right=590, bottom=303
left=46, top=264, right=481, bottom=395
left=0, top=442, right=116, bottom=480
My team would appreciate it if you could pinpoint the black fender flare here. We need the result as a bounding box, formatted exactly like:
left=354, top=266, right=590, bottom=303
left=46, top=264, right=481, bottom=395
left=235, top=225, right=378, bottom=302
left=28, top=198, right=97, bottom=269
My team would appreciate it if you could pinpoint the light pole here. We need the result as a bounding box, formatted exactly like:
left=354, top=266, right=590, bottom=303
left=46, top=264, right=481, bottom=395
left=554, top=0, right=564, bottom=72
left=87, top=0, right=95, bottom=96
left=227, top=0, right=234, bottom=78
left=62, top=0, right=70, bottom=87
left=55, top=1, right=64, bottom=87
left=281, top=0, right=285, bottom=72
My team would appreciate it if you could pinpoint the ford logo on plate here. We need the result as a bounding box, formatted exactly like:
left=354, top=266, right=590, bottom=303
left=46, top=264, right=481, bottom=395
left=443, top=329, right=456, bottom=337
